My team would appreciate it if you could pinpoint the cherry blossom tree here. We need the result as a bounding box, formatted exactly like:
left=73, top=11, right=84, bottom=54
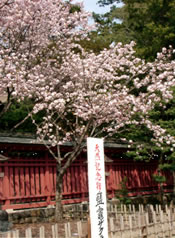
left=0, top=0, right=93, bottom=221
left=20, top=41, right=175, bottom=220
left=1, top=0, right=175, bottom=221
left=0, top=0, right=91, bottom=118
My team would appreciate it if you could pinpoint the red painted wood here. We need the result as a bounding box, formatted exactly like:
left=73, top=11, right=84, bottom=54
left=14, top=167, right=20, bottom=197
left=142, top=166, right=146, bottom=187
left=116, top=165, right=122, bottom=189
left=67, top=168, right=71, bottom=195
left=35, top=167, right=40, bottom=195
left=53, top=166, right=56, bottom=192
left=63, top=172, right=67, bottom=194
left=30, top=167, right=35, bottom=196
left=135, top=167, right=141, bottom=188
left=109, top=165, right=113, bottom=192
left=0, top=144, right=174, bottom=210
left=134, top=166, right=139, bottom=188
left=147, top=169, right=152, bottom=188
left=49, top=167, right=54, bottom=195
left=71, top=166, right=75, bottom=193
left=9, top=167, right=14, bottom=197
left=75, top=166, right=79, bottom=193
left=40, top=167, right=45, bottom=195
left=127, top=165, right=132, bottom=188
left=3, top=165, right=10, bottom=204
left=105, top=165, right=109, bottom=190
left=0, top=166, right=3, bottom=198
left=25, top=167, right=30, bottom=196
left=20, top=167, right=25, bottom=196
left=81, top=165, right=86, bottom=193
left=45, top=164, right=51, bottom=204
left=111, top=165, right=117, bottom=193
left=83, top=166, right=88, bottom=192
left=80, top=164, right=85, bottom=199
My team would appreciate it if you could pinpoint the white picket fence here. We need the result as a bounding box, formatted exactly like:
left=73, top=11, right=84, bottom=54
left=2, top=204, right=175, bottom=238
left=108, top=203, right=175, bottom=238
left=108, top=204, right=175, bottom=238
left=0, top=221, right=86, bottom=238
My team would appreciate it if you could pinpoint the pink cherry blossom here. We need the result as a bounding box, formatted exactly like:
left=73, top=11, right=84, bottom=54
left=1, top=0, right=175, bottom=220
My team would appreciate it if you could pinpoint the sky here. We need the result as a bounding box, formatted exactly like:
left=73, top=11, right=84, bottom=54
left=83, top=0, right=113, bottom=14
left=72, top=0, right=123, bottom=14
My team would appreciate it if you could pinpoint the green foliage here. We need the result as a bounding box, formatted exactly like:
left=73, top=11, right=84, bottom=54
left=153, top=174, right=166, bottom=184
left=115, top=176, right=131, bottom=204
left=0, top=99, right=39, bottom=133
left=80, top=4, right=132, bottom=53
left=97, top=0, right=121, bottom=6
left=122, top=86, right=175, bottom=162
left=69, top=4, right=81, bottom=13
left=160, top=161, right=175, bottom=172
left=80, top=30, right=113, bottom=53
left=96, top=0, right=175, bottom=60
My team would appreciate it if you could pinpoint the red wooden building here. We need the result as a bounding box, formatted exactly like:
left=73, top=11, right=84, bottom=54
left=0, top=136, right=173, bottom=210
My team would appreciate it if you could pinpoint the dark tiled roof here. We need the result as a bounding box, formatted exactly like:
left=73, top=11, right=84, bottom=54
left=0, top=136, right=128, bottom=149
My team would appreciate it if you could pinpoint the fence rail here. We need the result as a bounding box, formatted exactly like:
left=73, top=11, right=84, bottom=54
left=1, top=204, right=175, bottom=238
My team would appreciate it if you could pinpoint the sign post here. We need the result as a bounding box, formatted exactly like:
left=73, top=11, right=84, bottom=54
left=87, top=137, right=108, bottom=238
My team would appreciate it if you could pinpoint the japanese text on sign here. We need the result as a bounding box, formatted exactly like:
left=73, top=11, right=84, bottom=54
left=87, top=138, right=108, bottom=238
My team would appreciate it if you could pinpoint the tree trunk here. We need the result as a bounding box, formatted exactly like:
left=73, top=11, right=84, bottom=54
left=55, top=163, right=64, bottom=221
left=159, top=182, right=164, bottom=206
left=54, top=121, right=92, bottom=221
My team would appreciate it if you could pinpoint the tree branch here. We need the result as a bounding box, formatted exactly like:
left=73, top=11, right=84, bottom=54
left=61, top=119, right=92, bottom=175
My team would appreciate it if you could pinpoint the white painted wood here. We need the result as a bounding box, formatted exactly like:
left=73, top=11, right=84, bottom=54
left=39, top=226, right=45, bottom=238
left=25, top=228, right=32, bottom=238
left=87, top=138, right=108, bottom=238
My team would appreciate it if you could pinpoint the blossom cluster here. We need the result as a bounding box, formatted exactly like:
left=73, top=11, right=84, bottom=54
left=0, top=0, right=92, bottom=97
left=1, top=0, right=175, bottom=151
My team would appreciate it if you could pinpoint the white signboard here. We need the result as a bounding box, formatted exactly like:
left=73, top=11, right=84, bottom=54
left=87, top=138, right=108, bottom=238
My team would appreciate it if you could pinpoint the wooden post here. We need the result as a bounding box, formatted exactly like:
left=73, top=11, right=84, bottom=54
left=124, top=204, right=127, bottom=214
left=120, top=215, right=124, bottom=238
left=12, top=230, right=19, bottom=238
left=138, top=213, right=143, bottom=238
left=160, top=210, right=165, bottom=238
left=132, top=204, right=136, bottom=220
left=167, top=209, right=172, bottom=237
left=77, top=221, right=83, bottom=238
left=145, top=212, right=149, bottom=237
left=65, top=222, right=71, bottom=238
left=129, top=215, right=133, bottom=238
left=109, top=218, right=115, bottom=238
left=52, top=224, right=58, bottom=238
left=52, top=224, right=55, bottom=238
left=25, top=228, right=32, bottom=238
left=55, top=224, right=58, bottom=238
left=39, top=226, right=45, bottom=238
left=88, top=216, right=91, bottom=238
left=121, top=204, right=124, bottom=213
left=152, top=211, right=157, bottom=237
left=6, top=231, right=11, bottom=238
left=155, top=204, right=159, bottom=214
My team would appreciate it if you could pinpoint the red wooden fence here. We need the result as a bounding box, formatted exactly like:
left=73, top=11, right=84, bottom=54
left=0, top=140, right=173, bottom=210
